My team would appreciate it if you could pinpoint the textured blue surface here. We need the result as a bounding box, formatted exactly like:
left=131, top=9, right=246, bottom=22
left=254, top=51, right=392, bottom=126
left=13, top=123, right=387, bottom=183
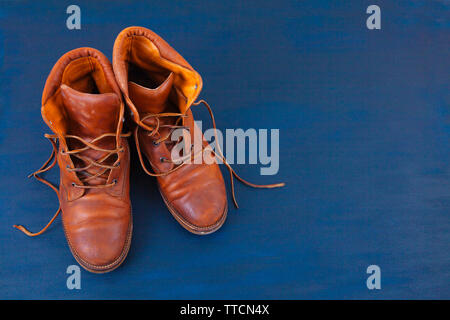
left=0, top=0, right=449, bottom=299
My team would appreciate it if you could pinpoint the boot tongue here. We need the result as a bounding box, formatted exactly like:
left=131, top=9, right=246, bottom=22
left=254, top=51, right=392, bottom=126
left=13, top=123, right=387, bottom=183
left=60, top=85, right=121, bottom=186
left=60, top=84, right=120, bottom=138
left=128, top=72, right=174, bottom=114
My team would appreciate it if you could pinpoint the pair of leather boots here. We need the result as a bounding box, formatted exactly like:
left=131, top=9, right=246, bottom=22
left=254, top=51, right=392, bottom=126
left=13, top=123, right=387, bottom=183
left=14, top=27, right=283, bottom=273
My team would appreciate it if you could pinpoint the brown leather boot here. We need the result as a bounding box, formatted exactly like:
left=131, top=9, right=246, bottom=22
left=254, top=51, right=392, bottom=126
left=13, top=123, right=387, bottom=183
left=113, top=27, right=284, bottom=235
left=14, top=48, right=132, bottom=273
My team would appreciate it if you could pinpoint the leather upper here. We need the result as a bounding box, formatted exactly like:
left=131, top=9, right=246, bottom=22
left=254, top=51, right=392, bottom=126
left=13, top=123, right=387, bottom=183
left=113, top=27, right=227, bottom=232
left=41, top=48, right=132, bottom=271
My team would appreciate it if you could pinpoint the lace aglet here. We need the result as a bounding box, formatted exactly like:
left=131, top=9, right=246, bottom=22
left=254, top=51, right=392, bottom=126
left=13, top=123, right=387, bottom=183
left=27, top=172, right=35, bottom=179
left=13, top=224, right=36, bottom=237
left=232, top=196, right=239, bottom=209
left=250, top=182, right=286, bottom=189
left=271, top=182, right=285, bottom=188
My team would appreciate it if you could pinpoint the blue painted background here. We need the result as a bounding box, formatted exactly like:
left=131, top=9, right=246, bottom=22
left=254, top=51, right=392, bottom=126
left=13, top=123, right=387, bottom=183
left=0, top=0, right=448, bottom=299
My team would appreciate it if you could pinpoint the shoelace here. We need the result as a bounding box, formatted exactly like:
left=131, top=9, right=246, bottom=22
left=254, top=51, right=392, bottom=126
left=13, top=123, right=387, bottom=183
left=14, top=100, right=284, bottom=236
left=13, top=132, right=131, bottom=236
left=134, top=99, right=285, bottom=208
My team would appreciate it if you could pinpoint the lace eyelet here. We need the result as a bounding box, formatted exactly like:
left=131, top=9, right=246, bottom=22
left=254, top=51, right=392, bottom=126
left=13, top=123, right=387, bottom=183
left=66, top=165, right=70, bottom=169
left=153, top=141, right=160, bottom=146
left=113, top=179, right=118, bottom=184
left=116, top=161, right=120, bottom=167
left=71, top=182, right=76, bottom=187
left=160, top=157, right=167, bottom=163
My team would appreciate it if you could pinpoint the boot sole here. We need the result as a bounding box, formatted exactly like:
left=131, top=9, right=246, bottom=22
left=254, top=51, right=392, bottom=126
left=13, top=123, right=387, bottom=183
left=62, top=213, right=133, bottom=274
left=158, top=186, right=227, bottom=235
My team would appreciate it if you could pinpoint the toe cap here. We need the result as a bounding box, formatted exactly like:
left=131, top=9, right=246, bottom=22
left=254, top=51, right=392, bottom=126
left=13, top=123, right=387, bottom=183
left=62, top=195, right=132, bottom=271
